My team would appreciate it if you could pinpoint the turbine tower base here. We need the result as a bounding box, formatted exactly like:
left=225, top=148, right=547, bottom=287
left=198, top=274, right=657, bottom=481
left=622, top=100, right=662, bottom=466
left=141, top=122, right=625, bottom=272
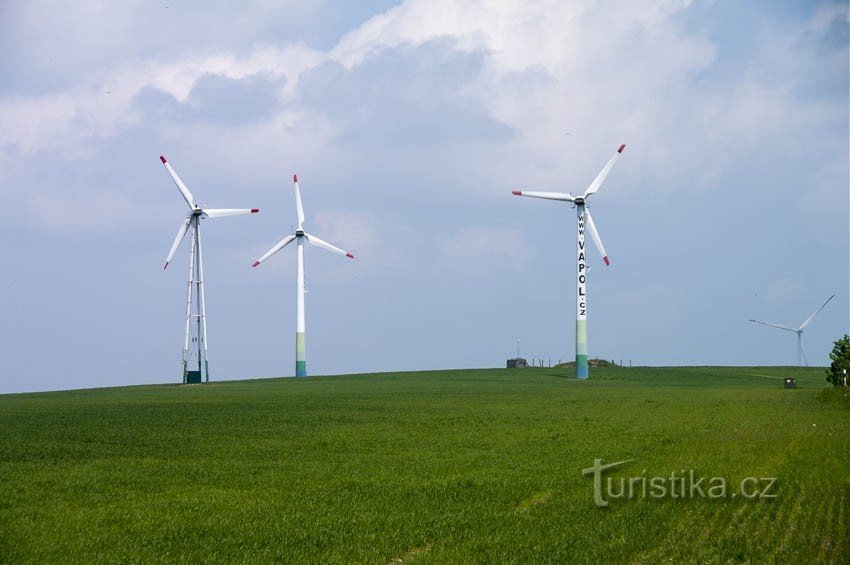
left=576, top=356, right=589, bottom=379
left=295, top=331, right=307, bottom=377
left=185, top=370, right=202, bottom=384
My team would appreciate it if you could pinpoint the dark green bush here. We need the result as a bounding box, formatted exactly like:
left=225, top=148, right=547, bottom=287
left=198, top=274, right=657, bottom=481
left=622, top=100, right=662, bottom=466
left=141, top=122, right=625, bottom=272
left=826, top=334, right=850, bottom=386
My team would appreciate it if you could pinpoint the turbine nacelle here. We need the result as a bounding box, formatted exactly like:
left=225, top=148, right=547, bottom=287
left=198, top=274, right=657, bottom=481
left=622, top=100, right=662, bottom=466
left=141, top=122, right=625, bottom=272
left=252, top=174, right=355, bottom=268
left=160, top=155, right=259, bottom=270
left=748, top=294, right=836, bottom=366
left=512, top=144, right=625, bottom=268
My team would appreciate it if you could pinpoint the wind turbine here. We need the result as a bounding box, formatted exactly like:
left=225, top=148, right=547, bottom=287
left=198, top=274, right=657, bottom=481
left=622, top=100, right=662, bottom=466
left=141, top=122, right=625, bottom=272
left=749, top=294, right=835, bottom=366
left=160, top=155, right=259, bottom=384
left=252, top=174, right=354, bottom=377
left=512, top=144, right=626, bottom=379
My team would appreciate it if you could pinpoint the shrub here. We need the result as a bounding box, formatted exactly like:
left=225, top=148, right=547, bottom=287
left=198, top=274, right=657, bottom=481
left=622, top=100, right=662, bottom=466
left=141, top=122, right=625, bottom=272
left=826, top=334, right=850, bottom=386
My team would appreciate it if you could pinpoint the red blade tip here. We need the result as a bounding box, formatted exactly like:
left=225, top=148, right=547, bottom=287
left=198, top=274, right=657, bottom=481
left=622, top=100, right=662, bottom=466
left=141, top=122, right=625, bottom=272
left=163, top=262, right=169, bottom=270
left=603, top=256, right=610, bottom=266
left=512, top=190, right=522, bottom=196
left=617, top=144, right=626, bottom=154
left=251, top=208, right=259, bottom=213
left=252, top=260, right=260, bottom=267
left=293, top=174, right=298, bottom=183
left=160, top=155, right=167, bottom=163
left=346, top=253, right=354, bottom=259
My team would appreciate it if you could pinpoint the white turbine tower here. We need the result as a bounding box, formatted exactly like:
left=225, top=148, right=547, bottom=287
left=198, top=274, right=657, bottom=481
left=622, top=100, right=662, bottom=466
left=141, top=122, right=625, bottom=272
left=252, top=174, right=354, bottom=377
left=512, top=144, right=626, bottom=379
left=160, top=155, right=259, bottom=384
left=749, top=294, right=835, bottom=366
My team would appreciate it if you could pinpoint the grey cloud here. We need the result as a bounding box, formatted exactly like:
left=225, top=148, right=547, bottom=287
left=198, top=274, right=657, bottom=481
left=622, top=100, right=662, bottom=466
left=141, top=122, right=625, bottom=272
left=298, top=39, right=516, bottom=146
left=131, top=73, right=286, bottom=125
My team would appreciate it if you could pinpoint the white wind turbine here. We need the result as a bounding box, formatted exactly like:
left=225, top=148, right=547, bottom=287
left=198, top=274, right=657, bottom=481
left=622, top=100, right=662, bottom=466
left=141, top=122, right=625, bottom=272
left=512, top=144, right=626, bottom=379
left=160, top=155, right=259, bottom=383
left=749, top=294, right=835, bottom=366
left=252, top=174, right=354, bottom=377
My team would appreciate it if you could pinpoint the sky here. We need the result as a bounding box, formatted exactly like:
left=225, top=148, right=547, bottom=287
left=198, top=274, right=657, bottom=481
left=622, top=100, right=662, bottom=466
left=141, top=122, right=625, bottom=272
left=0, top=0, right=847, bottom=394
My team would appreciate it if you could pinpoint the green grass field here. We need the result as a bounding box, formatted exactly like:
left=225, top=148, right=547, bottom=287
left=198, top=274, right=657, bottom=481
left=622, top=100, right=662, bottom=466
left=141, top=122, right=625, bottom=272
left=1, top=367, right=848, bottom=563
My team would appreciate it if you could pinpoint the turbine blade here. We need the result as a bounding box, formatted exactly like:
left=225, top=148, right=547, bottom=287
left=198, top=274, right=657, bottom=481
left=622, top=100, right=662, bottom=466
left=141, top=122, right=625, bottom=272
left=252, top=234, right=296, bottom=267
left=583, top=144, right=626, bottom=198
left=584, top=207, right=610, bottom=266
left=164, top=218, right=191, bottom=269
left=748, top=319, right=797, bottom=332
left=160, top=155, right=195, bottom=209
left=799, top=336, right=809, bottom=367
left=511, top=190, right=575, bottom=202
left=304, top=233, right=354, bottom=259
left=798, top=294, right=835, bottom=330
left=294, top=174, right=305, bottom=229
left=204, top=208, right=259, bottom=218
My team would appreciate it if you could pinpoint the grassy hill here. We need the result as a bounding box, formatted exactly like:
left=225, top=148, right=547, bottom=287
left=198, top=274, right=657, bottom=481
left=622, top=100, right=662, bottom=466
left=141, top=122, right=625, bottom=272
left=1, top=366, right=847, bottom=562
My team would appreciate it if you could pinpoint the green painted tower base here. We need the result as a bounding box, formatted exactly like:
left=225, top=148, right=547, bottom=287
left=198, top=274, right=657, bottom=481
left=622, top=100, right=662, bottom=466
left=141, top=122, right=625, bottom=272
left=185, top=370, right=202, bottom=384
left=576, top=319, right=589, bottom=379
left=295, top=332, right=307, bottom=377
left=576, top=355, right=589, bottom=379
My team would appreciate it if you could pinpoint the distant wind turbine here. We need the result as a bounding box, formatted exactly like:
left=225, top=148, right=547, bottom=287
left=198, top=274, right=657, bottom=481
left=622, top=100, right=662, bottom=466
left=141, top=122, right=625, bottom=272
left=749, top=294, right=835, bottom=366
left=160, top=155, right=259, bottom=383
left=512, top=144, right=626, bottom=379
left=252, top=174, right=354, bottom=377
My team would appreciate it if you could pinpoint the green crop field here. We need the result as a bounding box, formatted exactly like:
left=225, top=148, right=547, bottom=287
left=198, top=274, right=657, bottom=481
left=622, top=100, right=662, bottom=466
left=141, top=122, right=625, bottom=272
left=1, top=366, right=848, bottom=563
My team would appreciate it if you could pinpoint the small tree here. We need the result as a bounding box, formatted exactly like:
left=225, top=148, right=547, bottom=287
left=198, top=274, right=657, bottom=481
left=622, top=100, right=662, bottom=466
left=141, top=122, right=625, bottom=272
left=826, top=334, right=850, bottom=386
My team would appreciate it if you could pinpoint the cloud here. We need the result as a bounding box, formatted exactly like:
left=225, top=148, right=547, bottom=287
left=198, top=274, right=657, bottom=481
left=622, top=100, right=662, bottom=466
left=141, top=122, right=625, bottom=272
left=312, top=209, right=381, bottom=259
left=806, top=2, right=849, bottom=34
left=298, top=41, right=515, bottom=147
left=322, top=0, right=844, bottom=202
left=175, top=73, right=286, bottom=124
left=440, top=225, right=528, bottom=263
left=0, top=1, right=320, bottom=92
left=0, top=44, right=326, bottom=155
left=0, top=0, right=846, bottom=232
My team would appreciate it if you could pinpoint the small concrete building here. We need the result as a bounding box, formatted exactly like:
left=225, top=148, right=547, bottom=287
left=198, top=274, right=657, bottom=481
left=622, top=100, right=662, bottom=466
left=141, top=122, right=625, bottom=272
left=507, top=358, right=528, bottom=369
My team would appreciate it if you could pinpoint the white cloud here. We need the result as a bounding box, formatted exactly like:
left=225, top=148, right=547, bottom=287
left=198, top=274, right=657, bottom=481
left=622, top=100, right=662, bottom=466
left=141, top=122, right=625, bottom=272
left=0, top=0, right=712, bottom=165
left=0, top=44, right=326, bottom=154
left=0, top=1, right=319, bottom=88
left=324, top=0, right=845, bottom=204
left=806, top=2, right=849, bottom=33
left=312, top=209, right=381, bottom=258
left=332, top=0, right=699, bottom=74
left=0, top=0, right=845, bottom=231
